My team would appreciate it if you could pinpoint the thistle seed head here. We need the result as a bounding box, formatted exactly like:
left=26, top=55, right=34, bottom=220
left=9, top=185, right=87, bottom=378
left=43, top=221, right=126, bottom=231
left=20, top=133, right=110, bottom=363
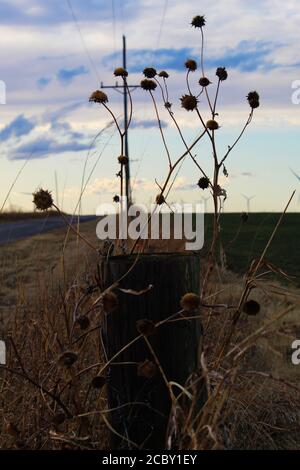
left=247, top=91, right=260, bottom=109
left=180, top=94, right=198, bottom=111
left=137, top=360, right=157, bottom=379
left=206, top=119, right=219, bottom=131
left=102, top=291, right=118, bottom=313
left=33, top=189, right=53, bottom=211
left=199, top=77, right=211, bottom=87
left=216, top=67, right=228, bottom=81
left=198, top=177, right=210, bottom=190
left=191, top=15, right=206, bottom=28
left=141, top=79, right=157, bottom=91
left=89, top=90, right=108, bottom=104
left=58, top=351, right=78, bottom=368
left=118, top=155, right=129, bottom=165
left=156, top=194, right=165, bottom=205
left=136, top=319, right=156, bottom=336
left=242, top=300, right=260, bottom=316
left=91, top=376, right=106, bottom=389
left=143, top=67, right=157, bottom=78
left=180, top=293, right=200, bottom=312
left=158, top=70, right=169, bottom=78
left=76, top=316, right=90, bottom=330
left=185, top=59, right=197, bottom=72
left=114, top=67, right=128, bottom=77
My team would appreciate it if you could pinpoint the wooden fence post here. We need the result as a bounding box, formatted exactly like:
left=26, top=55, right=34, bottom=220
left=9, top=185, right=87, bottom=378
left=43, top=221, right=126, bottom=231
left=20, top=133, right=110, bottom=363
left=101, top=252, right=204, bottom=449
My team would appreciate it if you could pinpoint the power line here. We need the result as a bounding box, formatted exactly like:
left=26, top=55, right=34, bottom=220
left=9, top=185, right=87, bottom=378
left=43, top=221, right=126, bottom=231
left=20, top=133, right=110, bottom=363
left=65, top=0, right=101, bottom=83
left=156, top=0, right=169, bottom=49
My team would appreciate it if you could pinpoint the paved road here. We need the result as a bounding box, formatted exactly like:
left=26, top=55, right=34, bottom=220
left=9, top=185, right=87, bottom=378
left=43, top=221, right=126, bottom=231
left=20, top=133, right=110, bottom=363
left=0, top=215, right=97, bottom=246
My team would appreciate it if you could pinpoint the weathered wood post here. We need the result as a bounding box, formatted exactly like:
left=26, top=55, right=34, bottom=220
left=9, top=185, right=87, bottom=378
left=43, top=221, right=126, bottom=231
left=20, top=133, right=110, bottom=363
left=102, top=252, right=204, bottom=449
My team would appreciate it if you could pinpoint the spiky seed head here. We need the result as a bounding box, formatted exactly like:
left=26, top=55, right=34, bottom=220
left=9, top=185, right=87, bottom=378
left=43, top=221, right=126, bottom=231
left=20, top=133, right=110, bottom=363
left=216, top=67, right=228, bottom=81
left=136, top=319, right=156, bottom=336
left=156, top=194, right=165, bottom=205
left=113, top=194, right=120, bottom=203
left=242, top=300, right=260, bottom=316
left=89, top=90, right=108, bottom=104
left=140, top=79, right=157, bottom=91
left=58, top=351, right=78, bottom=368
left=158, top=70, right=169, bottom=78
left=206, top=119, right=219, bottom=130
left=15, top=440, right=28, bottom=450
left=33, top=189, right=53, bottom=211
left=137, top=360, right=157, bottom=379
left=199, top=77, right=211, bottom=87
left=185, top=59, right=197, bottom=71
left=241, top=212, right=249, bottom=223
left=247, top=91, right=260, bottom=109
left=198, top=177, right=210, bottom=190
left=143, top=67, right=157, bottom=78
left=180, top=293, right=200, bottom=312
left=91, top=376, right=106, bottom=389
left=165, top=101, right=172, bottom=109
left=102, top=291, right=118, bottom=313
left=5, top=421, right=20, bottom=437
left=118, top=155, right=129, bottom=165
left=180, top=94, right=198, bottom=111
left=76, top=316, right=90, bottom=330
left=191, top=15, right=206, bottom=28
left=114, top=67, right=128, bottom=77
left=53, top=413, right=66, bottom=426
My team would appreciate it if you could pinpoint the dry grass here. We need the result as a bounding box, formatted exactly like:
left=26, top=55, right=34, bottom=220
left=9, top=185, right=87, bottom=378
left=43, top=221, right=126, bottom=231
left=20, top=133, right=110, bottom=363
left=0, top=218, right=300, bottom=449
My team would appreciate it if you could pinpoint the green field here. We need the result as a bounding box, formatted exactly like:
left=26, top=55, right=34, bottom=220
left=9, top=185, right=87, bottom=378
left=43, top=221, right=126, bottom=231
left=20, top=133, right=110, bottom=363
left=203, top=213, right=300, bottom=284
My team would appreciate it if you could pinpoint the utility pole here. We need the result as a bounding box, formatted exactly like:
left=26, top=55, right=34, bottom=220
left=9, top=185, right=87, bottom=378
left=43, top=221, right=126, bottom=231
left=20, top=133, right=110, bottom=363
left=101, top=35, right=140, bottom=206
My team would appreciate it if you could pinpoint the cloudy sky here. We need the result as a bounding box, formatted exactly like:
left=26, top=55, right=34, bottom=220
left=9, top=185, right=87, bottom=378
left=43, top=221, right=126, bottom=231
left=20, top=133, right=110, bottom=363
left=1, top=0, right=300, bottom=214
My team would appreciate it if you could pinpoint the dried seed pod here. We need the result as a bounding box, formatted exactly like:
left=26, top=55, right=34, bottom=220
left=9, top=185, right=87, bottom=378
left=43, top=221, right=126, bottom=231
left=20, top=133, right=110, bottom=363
left=91, top=376, right=106, bottom=389
left=102, top=291, right=118, bottom=313
left=113, top=195, right=120, bottom=203
left=206, top=119, right=219, bottom=130
left=185, top=59, right=197, bottom=71
left=58, top=351, right=78, bottom=368
left=76, top=316, right=90, bottom=330
left=5, top=421, right=20, bottom=438
left=242, top=300, right=260, bottom=316
left=89, top=90, right=108, bottom=104
left=191, top=15, right=206, bottom=28
left=140, top=79, right=157, bottom=91
left=33, top=189, right=53, bottom=211
left=164, top=101, right=172, bottom=109
left=53, top=412, right=66, bottom=426
left=198, top=177, right=210, bottom=190
left=143, top=67, right=157, bottom=78
left=158, top=70, right=169, bottom=78
left=247, top=91, right=260, bottom=109
left=180, top=293, right=200, bottom=312
left=118, top=155, right=129, bottom=165
left=199, top=77, right=211, bottom=87
left=180, top=94, right=198, bottom=111
left=156, top=194, right=165, bottom=205
left=136, top=319, right=156, bottom=336
left=216, top=67, right=228, bottom=81
left=137, top=360, right=157, bottom=379
left=15, top=440, right=28, bottom=449
left=114, top=67, right=128, bottom=77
